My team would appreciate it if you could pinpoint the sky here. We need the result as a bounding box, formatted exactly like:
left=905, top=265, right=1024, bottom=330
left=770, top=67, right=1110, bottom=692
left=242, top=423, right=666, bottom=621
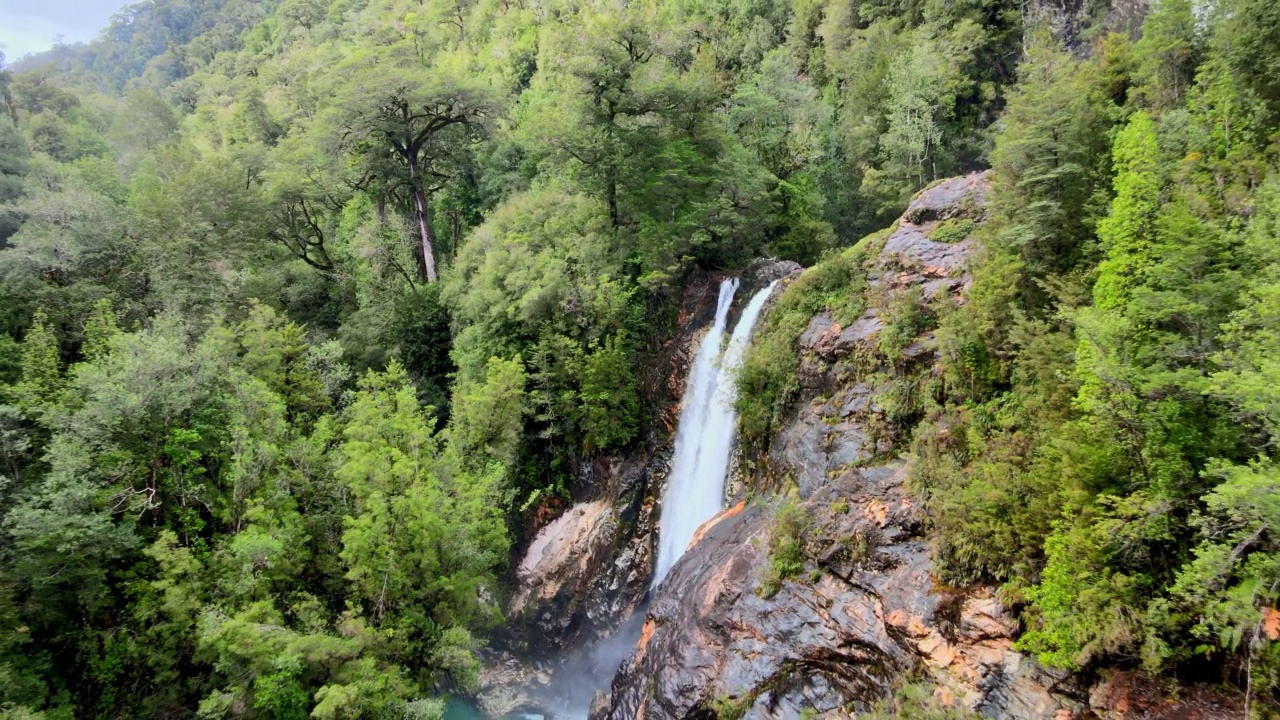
left=0, top=0, right=132, bottom=61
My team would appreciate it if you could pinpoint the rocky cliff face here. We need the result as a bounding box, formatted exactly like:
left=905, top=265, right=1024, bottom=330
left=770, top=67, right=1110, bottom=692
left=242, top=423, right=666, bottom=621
left=597, top=173, right=1098, bottom=719
left=495, top=264, right=800, bottom=654
left=482, top=174, right=1243, bottom=719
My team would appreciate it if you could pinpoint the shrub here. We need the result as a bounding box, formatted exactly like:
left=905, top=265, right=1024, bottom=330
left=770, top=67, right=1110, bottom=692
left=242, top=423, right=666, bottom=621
left=758, top=494, right=810, bottom=599
left=862, top=681, right=980, bottom=719
left=929, top=217, right=977, bottom=244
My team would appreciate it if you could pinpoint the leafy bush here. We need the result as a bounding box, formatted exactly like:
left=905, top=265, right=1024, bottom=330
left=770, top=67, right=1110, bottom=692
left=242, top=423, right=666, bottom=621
left=709, top=695, right=750, bottom=720
left=862, top=681, right=980, bottom=719
left=758, top=494, right=810, bottom=599
left=929, top=217, right=977, bottom=244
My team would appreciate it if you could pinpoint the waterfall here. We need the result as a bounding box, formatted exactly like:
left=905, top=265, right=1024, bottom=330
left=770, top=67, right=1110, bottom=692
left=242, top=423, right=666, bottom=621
left=654, top=278, right=778, bottom=585
left=519, top=277, right=778, bottom=720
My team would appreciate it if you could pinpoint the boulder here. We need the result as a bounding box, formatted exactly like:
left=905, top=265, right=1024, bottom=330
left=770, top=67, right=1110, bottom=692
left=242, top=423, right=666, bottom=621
left=509, top=499, right=617, bottom=633
left=798, top=311, right=884, bottom=361
left=475, top=655, right=553, bottom=717
left=744, top=257, right=804, bottom=290
left=902, top=173, right=990, bottom=224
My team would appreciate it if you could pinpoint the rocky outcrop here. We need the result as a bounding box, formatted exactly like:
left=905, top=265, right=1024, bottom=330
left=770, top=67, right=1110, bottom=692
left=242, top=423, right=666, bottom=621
left=744, top=257, right=804, bottom=292
left=599, top=172, right=1098, bottom=718
left=1086, top=671, right=1243, bottom=719
left=771, top=173, right=989, bottom=500
left=474, top=656, right=553, bottom=717
left=507, top=499, right=623, bottom=639
left=501, top=455, right=663, bottom=656
left=602, top=458, right=1087, bottom=718
left=498, top=259, right=811, bottom=660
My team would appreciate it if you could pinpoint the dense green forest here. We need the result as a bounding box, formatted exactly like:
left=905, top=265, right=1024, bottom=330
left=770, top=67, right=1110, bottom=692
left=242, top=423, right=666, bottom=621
left=1, top=0, right=1280, bottom=715
left=733, top=0, right=1280, bottom=708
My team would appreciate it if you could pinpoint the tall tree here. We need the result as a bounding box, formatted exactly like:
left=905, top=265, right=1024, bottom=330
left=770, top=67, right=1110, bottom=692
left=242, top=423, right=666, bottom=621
left=329, top=45, right=500, bottom=282
left=0, top=116, right=29, bottom=245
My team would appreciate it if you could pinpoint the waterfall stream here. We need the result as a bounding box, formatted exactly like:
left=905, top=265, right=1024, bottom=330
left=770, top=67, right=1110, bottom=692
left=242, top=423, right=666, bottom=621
left=522, top=277, right=777, bottom=719
left=654, top=278, right=778, bottom=585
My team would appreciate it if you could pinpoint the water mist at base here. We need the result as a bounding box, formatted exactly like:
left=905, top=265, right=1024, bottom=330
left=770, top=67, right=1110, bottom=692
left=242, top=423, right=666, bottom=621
left=530, top=278, right=777, bottom=719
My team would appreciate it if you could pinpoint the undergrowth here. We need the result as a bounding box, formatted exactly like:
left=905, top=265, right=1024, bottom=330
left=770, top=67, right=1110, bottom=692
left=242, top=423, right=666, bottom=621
left=860, top=681, right=981, bottom=719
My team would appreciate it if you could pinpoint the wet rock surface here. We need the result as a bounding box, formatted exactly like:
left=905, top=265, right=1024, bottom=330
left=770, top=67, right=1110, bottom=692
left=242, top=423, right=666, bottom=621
left=500, top=453, right=663, bottom=658
left=744, top=257, right=804, bottom=292
left=474, top=654, right=553, bottom=717
left=485, top=177, right=1243, bottom=720
left=598, top=170, right=1250, bottom=719
left=602, top=456, right=1091, bottom=719
left=1086, top=671, right=1244, bottom=719
left=798, top=311, right=884, bottom=361
left=497, top=259, right=813, bottom=659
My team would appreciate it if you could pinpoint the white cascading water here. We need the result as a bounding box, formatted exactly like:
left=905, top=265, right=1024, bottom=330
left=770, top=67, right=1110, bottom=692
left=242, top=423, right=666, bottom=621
left=533, top=277, right=778, bottom=720
left=654, top=278, right=778, bottom=585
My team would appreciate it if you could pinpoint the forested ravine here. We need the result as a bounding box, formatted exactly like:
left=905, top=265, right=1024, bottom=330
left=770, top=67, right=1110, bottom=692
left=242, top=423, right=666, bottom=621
left=4, top=0, right=1280, bottom=717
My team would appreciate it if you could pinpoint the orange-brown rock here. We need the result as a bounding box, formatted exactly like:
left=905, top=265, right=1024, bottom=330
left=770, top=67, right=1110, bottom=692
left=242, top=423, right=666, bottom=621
left=1087, top=671, right=1243, bottom=719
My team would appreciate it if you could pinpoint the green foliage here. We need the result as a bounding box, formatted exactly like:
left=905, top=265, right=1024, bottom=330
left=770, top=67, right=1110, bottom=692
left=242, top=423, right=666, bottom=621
left=1131, top=0, right=1200, bottom=110
left=3, top=0, right=1280, bottom=712
left=878, top=286, right=928, bottom=369
left=393, top=284, right=455, bottom=413
left=929, top=218, right=976, bottom=244
left=709, top=694, right=750, bottom=720
left=909, top=410, right=1066, bottom=585
left=579, top=332, right=640, bottom=454
left=449, top=355, right=527, bottom=469
left=446, top=186, right=644, bottom=477
left=0, top=116, right=28, bottom=243
left=1219, top=0, right=1280, bottom=118
left=905, top=9, right=1280, bottom=700
left=737, top=239, right=873, bottom=448
left=11, top=311, right=60, bottom=415
left=339, top=362, right=509, bottom=632
left=1091, top=111, right=1161, bottom=311
left=862, top=681, right=980, bottom=719
left=758, top=493, right=809, bottom=599
left=1016, top=521, right=1148, bottom=669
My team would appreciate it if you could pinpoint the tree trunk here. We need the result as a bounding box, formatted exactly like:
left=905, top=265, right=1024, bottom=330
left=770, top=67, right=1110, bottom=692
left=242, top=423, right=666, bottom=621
left=407, top=154, right=438, bottom=282
left=606, top=168, right=620, bottom=229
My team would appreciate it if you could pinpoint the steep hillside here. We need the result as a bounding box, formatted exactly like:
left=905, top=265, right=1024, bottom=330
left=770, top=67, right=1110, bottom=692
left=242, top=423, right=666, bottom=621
left=601, top=175, right=1031, bottom=718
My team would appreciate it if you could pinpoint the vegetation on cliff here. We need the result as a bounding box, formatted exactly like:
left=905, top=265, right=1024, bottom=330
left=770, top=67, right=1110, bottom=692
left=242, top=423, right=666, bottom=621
left=0, top=0, right=1023, bottom=712
left=734, top=0, right=1280, bottom=704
